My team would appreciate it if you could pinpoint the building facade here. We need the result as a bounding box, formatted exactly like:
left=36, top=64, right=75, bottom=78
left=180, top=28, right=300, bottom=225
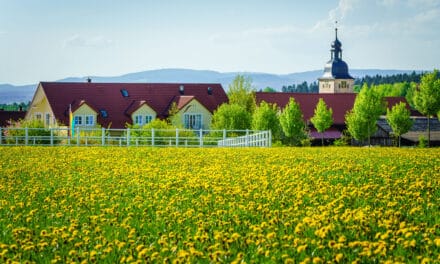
left=318, top=28, right=355, bottom=94
left=25, top=82, right=228, bottom=130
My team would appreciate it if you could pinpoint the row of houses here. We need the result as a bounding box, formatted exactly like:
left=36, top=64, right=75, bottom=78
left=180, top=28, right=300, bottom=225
left=1, top=80, right=438, bottom=145
left=1, top=27, right=438, bottom=145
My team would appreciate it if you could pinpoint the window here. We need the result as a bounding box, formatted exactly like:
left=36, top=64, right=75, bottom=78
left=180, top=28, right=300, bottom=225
left=45, top=113, right=50, bottom=126
left=100, top=110, right=108, bottom=118
left=74, top=115, right=83, bottom=125
left=184, top=114, right=202, bottom=129
left=35, top=113, right=42, bottom=120
left=134, top=115, right=143, bottom=125
left=85, top=115, right=94, bottom=126
left=134, top=115, right=153, bottom=125
left=120, top=89, right=129, bottom=97
left=341, top=81, right=347, bottom=88
left=145, top=115, right=153, bottom=124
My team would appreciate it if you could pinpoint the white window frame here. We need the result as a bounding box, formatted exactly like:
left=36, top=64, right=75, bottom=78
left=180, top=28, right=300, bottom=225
left=85, top=115, right=94, bottom=126
left=184, top=113, right=202, bottom=130
left=134, top=114, right=153, bottom=126
left=145, top=115, right=153, bottom=125
left=35, top=112, right=42, bottom=121
left=45, top=113, right=51, bottom=126
left=134, top=115, right=143, bottom=125
left=74, top=115, right=83, bottom=126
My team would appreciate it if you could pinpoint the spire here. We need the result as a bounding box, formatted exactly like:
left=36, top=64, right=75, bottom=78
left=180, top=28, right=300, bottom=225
left=331, top=22, right=342, bottom=60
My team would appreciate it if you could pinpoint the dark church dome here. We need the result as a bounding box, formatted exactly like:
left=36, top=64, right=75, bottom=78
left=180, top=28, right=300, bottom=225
left=321, top=28, right=353, bottom=80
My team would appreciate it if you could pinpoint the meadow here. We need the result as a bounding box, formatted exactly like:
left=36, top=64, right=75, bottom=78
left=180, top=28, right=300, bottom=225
left=0, top=147, right=439, bottom=263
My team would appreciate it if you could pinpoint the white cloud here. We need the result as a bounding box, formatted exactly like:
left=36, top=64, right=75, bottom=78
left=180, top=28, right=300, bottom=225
left=64, top=35, right=114, bottom=48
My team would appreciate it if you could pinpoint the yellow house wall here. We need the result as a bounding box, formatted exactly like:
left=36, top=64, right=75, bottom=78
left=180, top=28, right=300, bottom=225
left=25, top=85, right=56, bottom=127
left=73, top=104, right=98, bottom=126
left=131, top=104, right=157, bottom=120
left=178, top=99, right=212, bottom=129
left=74, top=104, right=96, bottom=116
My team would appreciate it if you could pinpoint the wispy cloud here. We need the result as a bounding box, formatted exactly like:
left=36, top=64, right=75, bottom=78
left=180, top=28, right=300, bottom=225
left=64, top=35, right=114, bottom=48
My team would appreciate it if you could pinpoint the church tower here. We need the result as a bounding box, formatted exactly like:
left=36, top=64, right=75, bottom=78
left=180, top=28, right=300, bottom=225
left=318, top=27, right=354, bottom=93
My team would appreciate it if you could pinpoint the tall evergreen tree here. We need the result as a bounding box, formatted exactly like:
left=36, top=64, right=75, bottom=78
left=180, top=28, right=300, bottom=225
left=310, top=98, right=333, bottom=146
left=413, top=70, right=440, bottom=147
left=386, top=102, right=413, bottom=147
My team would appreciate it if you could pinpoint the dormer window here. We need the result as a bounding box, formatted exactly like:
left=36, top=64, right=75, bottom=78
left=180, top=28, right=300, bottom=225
left=100, top=109, right=108, bottom=118
left=120, top=89, right=129, bottom=97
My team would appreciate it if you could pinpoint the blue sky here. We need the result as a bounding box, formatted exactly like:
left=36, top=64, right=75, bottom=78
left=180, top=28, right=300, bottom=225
left=1, top=0, right=439, bottom=85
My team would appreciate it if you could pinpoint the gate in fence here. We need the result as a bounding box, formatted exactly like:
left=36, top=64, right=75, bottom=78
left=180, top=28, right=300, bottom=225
left=0, top=127, right=271, bottom=147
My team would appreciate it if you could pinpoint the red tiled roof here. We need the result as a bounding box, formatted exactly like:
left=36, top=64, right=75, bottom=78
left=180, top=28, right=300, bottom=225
left=40, top=82, right=228, bottom=128
left=173, top=95, right=195, bottom=110
left=0, top=111, right=26, bottom=127
left=309, top=127, right=342, bottom=139
left=256, top=92, right=410, bottom=125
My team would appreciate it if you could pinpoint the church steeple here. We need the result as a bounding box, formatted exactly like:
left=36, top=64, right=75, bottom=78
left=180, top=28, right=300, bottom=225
left=318, top=25, right=354, bottom=94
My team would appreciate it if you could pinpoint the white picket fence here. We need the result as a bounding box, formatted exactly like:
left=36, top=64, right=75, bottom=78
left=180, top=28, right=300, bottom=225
left=0, top=127, right=271, bottom=148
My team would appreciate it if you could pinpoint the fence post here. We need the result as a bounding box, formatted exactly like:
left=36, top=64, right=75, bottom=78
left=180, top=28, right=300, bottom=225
left=199, top=129, right=203, bottom=147
left=245, top=129, right=249, bottom=147
left=0, top=127, right=2, bottom=145
left=176, top=128, right=179, bottom=147
left=101, top=127, right=105, bottom=146
left=25, top=127, right=29, bottom=146
left=152, top=128, right=155, bottom=146
left=76, top=127, right=80, bottom=146
left=50, top=128, right=54, bottom=146
left=223, top=129, right=226, bottom=141
left=126, top=128, right=130, bottom=147
left=268, top=130, right=272, bottom=147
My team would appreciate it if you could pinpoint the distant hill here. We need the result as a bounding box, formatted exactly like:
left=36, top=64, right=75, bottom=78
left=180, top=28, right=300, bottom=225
left=0, top=68, right=421, bottom=103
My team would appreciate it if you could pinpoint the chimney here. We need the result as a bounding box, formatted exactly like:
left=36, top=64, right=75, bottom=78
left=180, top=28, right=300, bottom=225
left=179, top=85, right=184, bottom=95
left=87, top=77, right=92, bottom=83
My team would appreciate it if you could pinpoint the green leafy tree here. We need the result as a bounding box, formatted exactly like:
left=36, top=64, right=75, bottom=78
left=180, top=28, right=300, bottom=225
left=413, top=69, right=440, bottom=147
left=252, top=101, right=281, bottom=141
left=279, top=97, right=308, bottom=146
left=228, top=75, right=256, bottom=114
left=310, top=98, right=333, bottom=146
left=212, top=103, right=251, bottom=130
left=167, top=102, right=184, bottom=128
left=386, top=102, right=413, bottom=147
left=346, top=84, right=386, bottom=146
left=262, top=87, right=277, bottom=92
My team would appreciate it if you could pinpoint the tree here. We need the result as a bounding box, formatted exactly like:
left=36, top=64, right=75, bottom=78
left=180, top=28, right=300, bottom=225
left=262, top=87, right=277, bottom=92
left=346, top=84, right=386, bottom=146
left=211, top=103, right=251, bottom=130
left=413, top=70, right=440, bottom=147
left=228, top=75, right=256, bottom=114
left=279, top=97, right=308, bottom=146
left=252, top=101, right=281, bottom=141
left=386, top=102, right=413, bottom=147
left=310, top=98, right=333, bottom=146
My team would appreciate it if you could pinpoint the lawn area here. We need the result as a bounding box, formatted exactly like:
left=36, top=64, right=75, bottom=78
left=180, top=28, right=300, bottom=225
left=0, top=147, right=439, bottom=263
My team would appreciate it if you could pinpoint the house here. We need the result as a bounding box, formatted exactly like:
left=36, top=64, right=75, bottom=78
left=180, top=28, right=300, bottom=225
left=25, top=82, right=228, bottom=130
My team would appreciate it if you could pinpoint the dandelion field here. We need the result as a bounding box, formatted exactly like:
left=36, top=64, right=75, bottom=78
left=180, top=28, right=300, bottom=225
left=0, top=147, right=439, bottom=263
